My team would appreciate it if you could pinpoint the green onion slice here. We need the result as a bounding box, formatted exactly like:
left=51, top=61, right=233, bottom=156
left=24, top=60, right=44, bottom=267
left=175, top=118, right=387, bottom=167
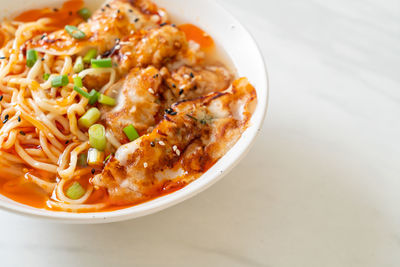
left=77, top=8, right=91, bottom=21
left=83, top=48, right=97, bottom=64
left=98, top=94, right=116, bottom=106
left=123, top=124, right=140, bottom=142
left=73, top=76, right=83, bottom=88
left=43, top=73, right=50, bottom=81
left=78, top=107, right=101, bottom=128
left=77, top=153, right=87, bottom=167
left=51, top=74, right=69, bottom=87
left=87, top=148, right=105, bottom=166
left=91, top=58, right=112, bottom=68
left=73, top=85, right=90, bottom=98
left=73, top=56, right=84, bottom=73
left=65, top=25, right=86, bottom=39
left=88, top=90, right=100, bottom=105
left=89, top=124, right=107, bottom=151
left=26, top=49, right=38, bottom=67
left=66, top=182, right=85, bottom=200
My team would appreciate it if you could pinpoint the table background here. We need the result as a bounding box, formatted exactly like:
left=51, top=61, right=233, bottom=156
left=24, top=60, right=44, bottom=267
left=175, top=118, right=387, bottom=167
left=1, top=0, right=399, bottom=266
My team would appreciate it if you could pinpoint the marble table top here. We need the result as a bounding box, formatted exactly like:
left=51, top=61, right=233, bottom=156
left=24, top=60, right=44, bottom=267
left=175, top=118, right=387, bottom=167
left=1, top=0, right=399, bottom=266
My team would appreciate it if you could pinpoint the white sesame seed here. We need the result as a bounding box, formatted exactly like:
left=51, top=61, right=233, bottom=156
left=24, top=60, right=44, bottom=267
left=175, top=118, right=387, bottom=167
left=143, top=162, right=148, bottom=168
left=148, top=88, right=155, bottom=94
left=183, top=74, right=190, bottom=79
left=158, top=141, right=165, bottom=146
left=176, top=149, right=181, bottom=156
left=172, top=145, right=177, bottom=151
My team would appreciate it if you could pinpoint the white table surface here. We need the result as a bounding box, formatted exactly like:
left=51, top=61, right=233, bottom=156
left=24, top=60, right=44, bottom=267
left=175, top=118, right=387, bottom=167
left=1, top=0, right=399, bottom=266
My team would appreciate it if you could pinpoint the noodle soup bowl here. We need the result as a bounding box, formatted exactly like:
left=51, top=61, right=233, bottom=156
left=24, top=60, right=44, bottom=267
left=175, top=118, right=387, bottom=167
left=0, top=0, right=268, bottom=223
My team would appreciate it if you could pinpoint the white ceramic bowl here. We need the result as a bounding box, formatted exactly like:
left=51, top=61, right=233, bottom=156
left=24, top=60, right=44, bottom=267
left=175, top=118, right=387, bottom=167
left=0, top=0, right=268, bottom=223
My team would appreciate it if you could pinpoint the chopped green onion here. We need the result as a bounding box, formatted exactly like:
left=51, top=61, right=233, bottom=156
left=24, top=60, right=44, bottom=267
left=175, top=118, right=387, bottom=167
left=123, top=124, right=140, bottom=142
left=77, top=153, right=87, bottom=167
left=51, top=74, right=69, bottom=87
left=73, top=76, right=83, bottom=88
left=87, top=148, right=105, bottom=166
left=88, top=89, right=100, bottom=105
left=89, top=124, right=107, bottom=151
left=78, top=107, right=101, bottom=128
left=66, top=181, right=85, bottom=200
left=73, top=56, right=84, bottom=73
left=77, top=8, right=91, bottom=21
left=26, top=49, right=38, bottom=67
left=104, top=154, right=112, bottom=162
left=43, top=73, right=50, bottom=81
left=65, top=25, right=86, bottom=39
left=98, top=94, right=116, bottom=106
left=91, top=58, right=112, bottom=68
left=83, top=48, right=97, bottom=63
left=73, top=85, right=90, bottom=98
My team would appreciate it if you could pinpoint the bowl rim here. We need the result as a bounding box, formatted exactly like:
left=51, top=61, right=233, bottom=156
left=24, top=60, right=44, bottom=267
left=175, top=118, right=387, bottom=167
left=0, top=0, right=269, bottom=223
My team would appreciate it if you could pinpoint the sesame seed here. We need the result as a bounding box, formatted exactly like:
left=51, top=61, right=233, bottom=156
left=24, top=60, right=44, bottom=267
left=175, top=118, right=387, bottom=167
left=190, top=72, right=194, bottom=78
left=150, top=141, right=155, bottom=147
left=172, top=145, right=177, bottom=151
left=17, top=116, right=21, bottom=122
left=91, top=168, right=96, bottom=174
left=134, top=18, right=139, bottom=22
left=106, top=4, right=110, bottom=8
left=183, top=74, right=190, bottom=79
left=3, top=114, right=9, bottom=124
left=0, top=57, right=5, bottom=59
left=19, top=131, right=26, bottom=136
left=148, top=88, right=155, bottom=94
left=158, top=141, right=165, bottom=146
left=53, top=8, right=58, bottom=12
left=176, top=149, right=181, bottom=156
left=0, top=95, right=3, bottom=101
left=160, top=22, right=167, bottom=26
left=179, top=89, right=184, bottom=95
left=143, top=162, right=148, bottom=168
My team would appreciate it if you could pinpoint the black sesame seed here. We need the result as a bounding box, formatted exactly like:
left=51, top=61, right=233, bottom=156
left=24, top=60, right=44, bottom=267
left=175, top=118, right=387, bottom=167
left=160, top=22, right=167, bottom=27
left=53, top=8, right=58, bottom=12
left=0, top=95, right=3, bottom=101
left=19, top=131, right=26, bottom=136
left=134, top=18, right=139, bottom=22
left=41, top=58, right=45, bottom=61
left=179, top=89, right=184, bottom=95
left=101, top=8, right=105, bottom=12
left=117, top=9, right=120, bottom=13
left=190, top=72, right=194, bottom=78
left=128, top=9, right=133, bottom=12
left=3, top=114, right=9, bottom=124
left=165, top=108, right=177, bottom=116
left=0, top=56, right=6, bottom=59
left=40, top=34, right=46, bottom=40
left=65, top=140, right=70, bottom=144
left=171, top=24, right=176, bottom=27
left=150, top=141, right=155, bottom=147
left=17, top=116, right=21, bottom=122
left=172, top=84, right=176, bottom=88
left=106, top=4, right=110, bottom=8
left=91, top=168, right=95, bottom=174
